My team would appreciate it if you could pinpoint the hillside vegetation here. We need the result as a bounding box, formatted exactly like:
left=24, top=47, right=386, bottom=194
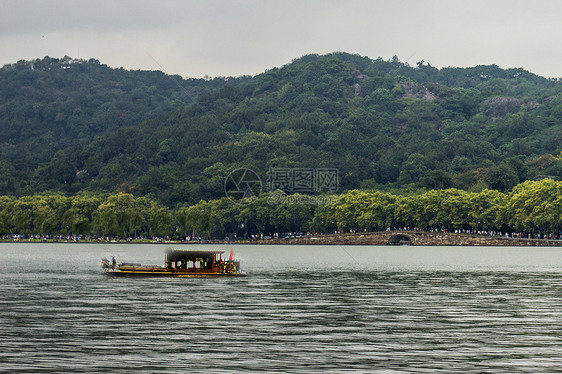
left=1, top=53, right=562, bottom=208
left=0, top=56, right=242, bottom=196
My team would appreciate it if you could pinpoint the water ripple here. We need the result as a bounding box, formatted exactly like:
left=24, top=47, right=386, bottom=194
left=1, top=244, right=562, bottom=373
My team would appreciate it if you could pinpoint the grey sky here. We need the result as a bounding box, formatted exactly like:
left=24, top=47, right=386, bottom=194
left=1, top=0, right=561, bottom=78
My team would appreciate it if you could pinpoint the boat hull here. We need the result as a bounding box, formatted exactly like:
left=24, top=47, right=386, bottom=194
left=105, top=270, right=246, bottom=277
left=104, top=266, right=245, bottom=277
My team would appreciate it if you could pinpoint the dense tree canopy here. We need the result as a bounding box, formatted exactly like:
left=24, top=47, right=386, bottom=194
left=1, top=180, right=561, bottom=239
left=0, top=56, right=242, bottom=196
left=1, top=53, right=561, bottom=222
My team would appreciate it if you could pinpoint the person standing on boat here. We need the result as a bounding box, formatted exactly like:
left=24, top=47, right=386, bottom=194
left=111, top=256, right=116, bottom=270
left=101, top=257, right=110, bottom=271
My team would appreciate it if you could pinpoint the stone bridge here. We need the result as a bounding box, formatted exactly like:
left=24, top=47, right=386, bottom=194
left=236, top=231, right=562, bottom=247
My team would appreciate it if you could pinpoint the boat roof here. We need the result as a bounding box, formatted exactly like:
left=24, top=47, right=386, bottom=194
left=165, top=248, right=225, bottom=261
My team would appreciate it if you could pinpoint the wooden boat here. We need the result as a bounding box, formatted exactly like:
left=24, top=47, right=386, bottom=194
left=102, top=248, right=244, bottom=277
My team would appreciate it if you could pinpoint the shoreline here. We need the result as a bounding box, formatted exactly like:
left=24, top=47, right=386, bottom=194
left=2, top=231, right=562, bottom=247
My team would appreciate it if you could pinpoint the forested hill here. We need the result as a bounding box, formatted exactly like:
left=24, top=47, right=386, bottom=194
left=0, top=56, right=242, bottom=193
left=2, top=53, right=562, bottom=206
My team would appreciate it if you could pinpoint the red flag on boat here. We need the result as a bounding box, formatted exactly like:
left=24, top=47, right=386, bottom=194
left=229, top=247, right=234, bottom=261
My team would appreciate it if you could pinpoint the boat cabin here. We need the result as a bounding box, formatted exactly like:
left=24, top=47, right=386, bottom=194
left=164, top=249, right=240, bottom=274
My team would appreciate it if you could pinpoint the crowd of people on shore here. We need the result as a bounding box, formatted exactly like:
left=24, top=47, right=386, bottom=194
left=1, top=234, right=174, bottom=242
left=2, top=228, right=561, bottom=242
left=385, top=227, right=562, bottom=240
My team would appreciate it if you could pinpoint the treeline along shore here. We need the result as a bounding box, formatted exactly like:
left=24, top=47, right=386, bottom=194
left=1, top=179, right=561, bottom=245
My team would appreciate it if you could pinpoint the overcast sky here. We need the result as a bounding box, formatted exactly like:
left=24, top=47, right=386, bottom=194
left=1, top=0, right=561, bottom=78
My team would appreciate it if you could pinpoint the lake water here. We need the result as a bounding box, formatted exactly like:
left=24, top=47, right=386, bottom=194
left=1, top=243, right=562, bottom=373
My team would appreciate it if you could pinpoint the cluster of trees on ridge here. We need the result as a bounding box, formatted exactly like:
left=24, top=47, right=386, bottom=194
left=1, top=179, right=561, bottom=239
left=1, top=53, right=562, bottom=207
left=0, top=56, right=244, bottom=198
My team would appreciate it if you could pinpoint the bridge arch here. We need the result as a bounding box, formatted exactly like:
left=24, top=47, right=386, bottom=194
left=387, top=233, right=412, bottom=245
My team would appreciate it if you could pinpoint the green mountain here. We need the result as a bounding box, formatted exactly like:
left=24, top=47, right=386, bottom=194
left=2, top=53, right=562, bottom=206
left=0, top=56, right=242, bottom=194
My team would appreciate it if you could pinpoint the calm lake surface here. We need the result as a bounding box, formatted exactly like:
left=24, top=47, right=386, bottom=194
left=1, top=243, right=562, bottom=373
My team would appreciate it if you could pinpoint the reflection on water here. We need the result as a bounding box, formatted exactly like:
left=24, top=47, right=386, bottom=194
left=1, top=244, right=562, bottom=373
